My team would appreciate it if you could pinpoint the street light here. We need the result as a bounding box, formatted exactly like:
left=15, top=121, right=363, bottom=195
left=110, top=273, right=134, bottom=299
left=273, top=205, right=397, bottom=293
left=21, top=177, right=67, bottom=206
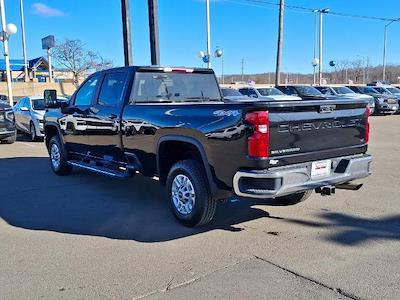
left=214, top=47, right=224, bottom=84
left=314, top=8, right=329, bottom=86
left=0, top=0, right=17, bottom=106
left=382, top=18, right=400, bottom=82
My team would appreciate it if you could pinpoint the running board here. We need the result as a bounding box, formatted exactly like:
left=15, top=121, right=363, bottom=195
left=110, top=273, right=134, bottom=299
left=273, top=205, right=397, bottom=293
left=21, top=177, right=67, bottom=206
left=68, top=160, right=131, bottom=179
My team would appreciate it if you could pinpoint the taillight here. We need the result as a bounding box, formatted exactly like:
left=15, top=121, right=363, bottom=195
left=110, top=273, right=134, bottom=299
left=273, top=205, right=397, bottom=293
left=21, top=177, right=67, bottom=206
left=365, top=106, right=370, bottom=144
left=245, top=111, right=270, bottom=158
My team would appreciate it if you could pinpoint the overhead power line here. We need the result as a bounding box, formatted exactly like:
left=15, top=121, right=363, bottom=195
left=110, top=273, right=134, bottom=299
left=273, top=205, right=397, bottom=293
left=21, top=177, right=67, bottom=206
left=229, top=0, right=400, bottom=22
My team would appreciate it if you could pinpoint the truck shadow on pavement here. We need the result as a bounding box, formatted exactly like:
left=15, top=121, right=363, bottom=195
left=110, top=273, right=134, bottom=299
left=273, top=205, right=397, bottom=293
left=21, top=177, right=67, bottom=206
left=286, top=213, right=400, bottom=246
left=0, top=157, right=283, bottom=243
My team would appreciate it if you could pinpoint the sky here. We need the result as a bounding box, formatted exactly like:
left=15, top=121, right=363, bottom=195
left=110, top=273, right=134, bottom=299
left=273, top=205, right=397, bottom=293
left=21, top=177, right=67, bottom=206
left=3, top=0, right=400, bottom=76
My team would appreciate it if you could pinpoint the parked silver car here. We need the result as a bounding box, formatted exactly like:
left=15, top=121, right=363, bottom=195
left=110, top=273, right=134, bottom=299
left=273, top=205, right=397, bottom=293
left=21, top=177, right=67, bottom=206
left=239, top=87, right=302, bottom=101
left=315, top=86, right=375, bottom=114
left=13, top=96, right=68, bottom=141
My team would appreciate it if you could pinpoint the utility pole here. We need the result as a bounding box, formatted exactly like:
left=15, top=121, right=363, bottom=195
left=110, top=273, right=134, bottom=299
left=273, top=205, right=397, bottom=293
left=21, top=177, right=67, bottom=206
left=20, top=0, right=28, bottom=82
left=205, top=0, right=211, bottom=68
left=241, top=59, right=244, bottom=82
left=148, top=0, right=160, bottom=65
left=382, top=18, right=399, bottom=81
left=275, top=0, right=284, bottom=86
left=317, top=8, right=329, bottom=85
left=121, top=0, right=133, bottom=66
left=0, top=0, right=14, bottom=106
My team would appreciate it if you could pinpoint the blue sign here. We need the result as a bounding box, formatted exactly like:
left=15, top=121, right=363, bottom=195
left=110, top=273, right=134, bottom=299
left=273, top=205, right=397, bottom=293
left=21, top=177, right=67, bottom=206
left=329, top=60, right=336, bottom=67
left=202, top=55, right=209, bottom=64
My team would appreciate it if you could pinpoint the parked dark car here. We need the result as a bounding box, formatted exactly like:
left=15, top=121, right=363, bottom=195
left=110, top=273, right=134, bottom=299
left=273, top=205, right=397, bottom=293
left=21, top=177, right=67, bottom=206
left=276, top=85, right=336, bottom=100
left=43, top=66, right=372, bottom=227
left=0, top=101, right=16, bottom=144
left=347, top=86, right=398, bottom=115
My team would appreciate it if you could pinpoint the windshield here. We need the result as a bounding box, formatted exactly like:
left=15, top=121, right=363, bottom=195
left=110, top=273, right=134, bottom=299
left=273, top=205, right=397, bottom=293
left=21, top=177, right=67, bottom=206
left=360, top=87, right=378, bottom=94
left=295, top=86, right=322, bottom=96
left=257, top=88, right=284, bottom=96
left=132, top=72, right=221, bottom=103
left=221, top=88, right=242, bottom=97
left=386, top=87, right=400, bottom=94
left=332, top=87, right=354, bottom=94
left=32, top=99, right=45, bottom=110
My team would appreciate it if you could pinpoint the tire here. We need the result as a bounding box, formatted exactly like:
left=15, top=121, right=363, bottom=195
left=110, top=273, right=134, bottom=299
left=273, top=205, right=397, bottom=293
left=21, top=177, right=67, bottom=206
left=30, top=122, right=37, bottom=142
left=1, top=129, right=16, bottom=144
left=274, top=190, right=312, bottom=206
left=48, top=135, right=72, bottom=176
left=166, top=159, right=217, bottom=227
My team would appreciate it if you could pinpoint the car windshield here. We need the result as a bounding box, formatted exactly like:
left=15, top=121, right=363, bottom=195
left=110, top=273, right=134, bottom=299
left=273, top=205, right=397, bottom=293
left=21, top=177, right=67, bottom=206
left=257, top=88, right=284, bottom=96
left=332, top=87, right=354, bottom=94
left=295, top=86, right=322, bottom=96
left=361, top=87, right=378, bottom=94
left=221, top=88, right=242, bottom=97
left=32, top=99, right=45, bottom=110
left=132, top=72, right=221, bottom=103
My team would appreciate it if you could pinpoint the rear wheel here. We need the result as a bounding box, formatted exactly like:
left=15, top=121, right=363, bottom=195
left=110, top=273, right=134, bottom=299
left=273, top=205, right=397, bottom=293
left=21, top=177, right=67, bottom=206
left=48, top=135, right=72, bottom=175
left=166, top=159, right=217, bottom=227
left=274, top=190, right=312, bottom=205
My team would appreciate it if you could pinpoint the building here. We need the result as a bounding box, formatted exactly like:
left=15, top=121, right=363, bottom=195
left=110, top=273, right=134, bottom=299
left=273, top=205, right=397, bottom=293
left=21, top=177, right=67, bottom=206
left=0, top=57, right=75, bottom=83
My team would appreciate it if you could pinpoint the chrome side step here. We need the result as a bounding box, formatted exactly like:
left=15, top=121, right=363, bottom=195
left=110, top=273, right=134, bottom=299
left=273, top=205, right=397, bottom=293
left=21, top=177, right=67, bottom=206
left=67, top=160, right=131, bottom=179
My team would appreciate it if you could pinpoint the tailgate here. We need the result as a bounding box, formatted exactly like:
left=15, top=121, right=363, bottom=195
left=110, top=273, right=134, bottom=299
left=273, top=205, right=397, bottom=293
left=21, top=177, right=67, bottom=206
left=267, top=99, right=368, bottom=159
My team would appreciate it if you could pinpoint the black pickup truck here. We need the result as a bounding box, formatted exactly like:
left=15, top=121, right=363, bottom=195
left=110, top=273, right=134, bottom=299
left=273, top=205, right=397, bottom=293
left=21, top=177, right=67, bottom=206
left=43, top=66, right=372, bottom=226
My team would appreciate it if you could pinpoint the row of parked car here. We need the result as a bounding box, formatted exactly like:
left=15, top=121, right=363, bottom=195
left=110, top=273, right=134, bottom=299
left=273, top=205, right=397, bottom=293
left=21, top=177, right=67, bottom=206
left=0, top=96, right=67, bottom=144
left=221, top=84, right=400, bottom=115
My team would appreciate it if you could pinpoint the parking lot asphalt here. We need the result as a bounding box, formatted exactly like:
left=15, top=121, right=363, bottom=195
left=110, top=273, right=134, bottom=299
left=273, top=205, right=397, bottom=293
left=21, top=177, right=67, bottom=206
left=0, top=116, right=399, bottom=300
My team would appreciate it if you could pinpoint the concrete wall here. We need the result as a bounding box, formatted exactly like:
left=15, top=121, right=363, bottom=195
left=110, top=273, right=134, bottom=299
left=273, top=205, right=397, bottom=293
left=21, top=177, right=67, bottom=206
left=0, top=82, right=77, bottom=100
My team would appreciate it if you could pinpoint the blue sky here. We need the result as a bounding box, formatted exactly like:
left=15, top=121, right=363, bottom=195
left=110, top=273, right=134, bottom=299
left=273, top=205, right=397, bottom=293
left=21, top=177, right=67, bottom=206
left=3, top=0, right=400, bottom=75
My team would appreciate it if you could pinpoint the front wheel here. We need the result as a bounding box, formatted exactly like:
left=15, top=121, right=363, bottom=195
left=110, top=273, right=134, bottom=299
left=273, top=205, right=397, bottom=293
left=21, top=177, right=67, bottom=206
left=48, top=136, right=72, bottom=176
left=1, top=129, right=16, bottom=144
left=166, top=160, right=217, bottom=227
left=30, top=123, right=37, bottom=141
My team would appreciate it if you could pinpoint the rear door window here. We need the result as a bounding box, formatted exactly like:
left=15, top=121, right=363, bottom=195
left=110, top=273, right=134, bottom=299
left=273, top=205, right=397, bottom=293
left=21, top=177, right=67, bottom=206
left=97, top=72, right=127, bottom=106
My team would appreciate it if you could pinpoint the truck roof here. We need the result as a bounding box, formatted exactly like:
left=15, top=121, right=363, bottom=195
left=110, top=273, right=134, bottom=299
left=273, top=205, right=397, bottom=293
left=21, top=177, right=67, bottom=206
left=99, top=66, right=214, bottom=74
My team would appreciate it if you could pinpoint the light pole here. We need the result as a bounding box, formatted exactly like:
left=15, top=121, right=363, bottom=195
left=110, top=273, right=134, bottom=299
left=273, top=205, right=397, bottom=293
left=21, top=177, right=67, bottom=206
left=275, top=0, right=284, bottom=86
left=205, top=0, right=211, bottom=68
left=121, top=0, right=133, bottom=66
left=316, top=8, right=329, bottom=86
left=382, top=18, right=400, bottom=82
left=20, top=0, right=28, bottom=82
left=0, top=0, right=17, bottom=106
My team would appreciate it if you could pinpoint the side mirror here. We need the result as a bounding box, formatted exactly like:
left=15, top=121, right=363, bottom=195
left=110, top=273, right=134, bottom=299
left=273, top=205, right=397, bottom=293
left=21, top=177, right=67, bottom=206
left=250, top=94, right=258, bottom=98
left=44, top=89, right=59, bottom=108
left=20, top=107, right=29, bottom=111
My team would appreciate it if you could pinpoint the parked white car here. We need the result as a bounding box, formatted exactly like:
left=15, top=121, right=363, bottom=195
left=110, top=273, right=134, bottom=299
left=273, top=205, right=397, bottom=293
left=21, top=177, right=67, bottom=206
left=13, top=96, right=68, bottom=141
left=238, top=87, right=302, bottom=101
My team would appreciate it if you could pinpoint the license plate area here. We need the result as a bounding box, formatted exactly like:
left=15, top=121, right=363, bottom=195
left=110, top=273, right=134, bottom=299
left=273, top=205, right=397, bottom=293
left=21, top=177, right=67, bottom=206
left=311, top=160, right=331, bottom=179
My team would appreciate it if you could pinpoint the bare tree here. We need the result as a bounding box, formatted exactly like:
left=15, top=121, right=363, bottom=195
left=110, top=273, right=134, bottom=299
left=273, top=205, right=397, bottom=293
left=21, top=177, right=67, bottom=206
left=52, top=39, right=112, bottom=84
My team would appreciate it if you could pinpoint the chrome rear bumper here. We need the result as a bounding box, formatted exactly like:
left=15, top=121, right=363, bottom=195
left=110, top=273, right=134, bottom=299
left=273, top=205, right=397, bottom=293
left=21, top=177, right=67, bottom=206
left=233, top=154, right=372, bottom=199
